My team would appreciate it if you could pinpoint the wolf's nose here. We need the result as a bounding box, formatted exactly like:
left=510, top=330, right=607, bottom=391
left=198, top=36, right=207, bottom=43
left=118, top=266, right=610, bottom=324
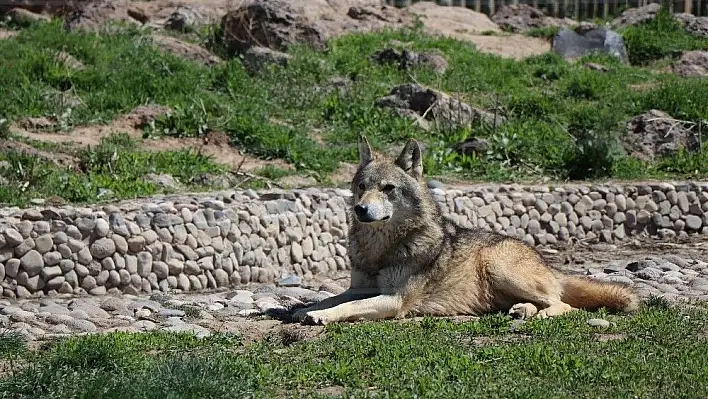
left=354, top=204, right=368, bottom=218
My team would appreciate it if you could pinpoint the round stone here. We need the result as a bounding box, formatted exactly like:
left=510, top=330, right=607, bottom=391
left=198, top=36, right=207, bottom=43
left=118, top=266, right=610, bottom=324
left=90, top=238, right=116, bottom=259
left=20, top=250, right=44, bottom=277
left=4, top=229, right=24, bottom=247
left=95, top=219, right=110, bottom=237
left=587, top=318, right=610, bottom=328
left=685, top=215, right=703, bottom=230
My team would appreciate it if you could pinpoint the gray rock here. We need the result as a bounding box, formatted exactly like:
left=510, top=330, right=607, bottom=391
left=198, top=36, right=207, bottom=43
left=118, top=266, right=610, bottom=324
left=636, top=267, right=663, bottom=281
left=90, top=238, right=116, bottom=259
left=587, top=318, right=611, bottom=328
left=214, top=269, right=230, bottom=287
left=157, top=309, right=186, bottom=318
left=626, top=260, right=653, bottom=272
left=9, top=310, right=36, bottom=323
left=375, top=83, right=505, bottom=131
left=553, top=28, right=627, bottom=62
left=685, top=215, right=703, bottom=230
left=41, top=265, right=63, bottom=281
left=5, top=259, right=20, bottom=278
left=4, top=228, right=24, bottom=247
left=66, top=318, right=97, bottom=332
left=34, top=234, right=54, bottom=254
left=15, top=238, right=35, bottom=258
left=128, top=236, right=146, bottom=253
left=291, top=242, right=304, bottom=263
left=603, top=275, right=633, bottom=286
left=658, top=262, right=681, bottom=272
left=20, top=250, right=44, bottom=277
left=278, top=275, right=302, bottom=287
left=113, top=235, right=128, bottom=255
left=161, top=322, right=211, bottom=338
left=242, top=46, right=292, bottom=74
left=81, top=275, right=97, bottom=291
left=95, top=219, right=110, bottom=237
left=137, top=252, right=153, bottom=277
left=153, top=261, right=169, bottom=279
left=43, top=251, right=62, bottom=266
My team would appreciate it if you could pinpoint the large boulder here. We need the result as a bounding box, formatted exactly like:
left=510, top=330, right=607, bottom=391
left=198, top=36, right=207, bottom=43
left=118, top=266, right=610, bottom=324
left=610, top=4, right=708, bottom=39
left=6, top=8, right=51, bottom=25
left=610, top=3, right=662, bottom=29
left=221, top=0, right=326, bottom=55
left=371, top=47, right=448, bottom=74
left=241, top=46, right=292, bottom=74
left=454, top=137, right=489, bottom=157
left=674, top=13, right=708, bottom=38
left=0, top=0, right=82, bottom=14
left=150, top=35, right=223, bottom=66
left=63, top=0, right=141, bottom=32
left=220, top=0, right=411, bottom=56
left=407, top=1, right=500, bottom=34
left=490, top=4, right=575, bottom=33
left=164, top=5, right=218, bottom=32
left=672, top=50, right=708, bottom=78
left=406, top=2, right=551, bottom=60
left=552, top=28, right=627, bottom=63
left=623, top=110, right=700, bottom=161
left=375, top=83, right=505, bottom=131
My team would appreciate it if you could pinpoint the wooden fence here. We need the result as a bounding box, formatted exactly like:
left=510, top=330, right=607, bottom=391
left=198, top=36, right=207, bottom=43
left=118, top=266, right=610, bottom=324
left=383, top=0, right=708, bottom=20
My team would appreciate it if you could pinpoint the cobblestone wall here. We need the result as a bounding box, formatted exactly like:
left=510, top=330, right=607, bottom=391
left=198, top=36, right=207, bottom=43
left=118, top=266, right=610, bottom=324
left=1, top=181, right=707, bottom=299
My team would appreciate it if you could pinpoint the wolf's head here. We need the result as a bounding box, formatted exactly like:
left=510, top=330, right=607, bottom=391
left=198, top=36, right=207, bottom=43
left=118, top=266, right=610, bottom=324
left=350, top=134, right=431, bottom=225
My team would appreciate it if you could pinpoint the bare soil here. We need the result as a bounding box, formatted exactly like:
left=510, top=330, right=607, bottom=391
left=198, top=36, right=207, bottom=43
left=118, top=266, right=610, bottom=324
left=0, top=29, right=18, bottom=40
left=10, top=105, right=293, bottom=173
left=540, top=237, right=708, bottom=275
left=407, top=1, right=551, bottom=59
left=0, top=140, right=80, bottom=169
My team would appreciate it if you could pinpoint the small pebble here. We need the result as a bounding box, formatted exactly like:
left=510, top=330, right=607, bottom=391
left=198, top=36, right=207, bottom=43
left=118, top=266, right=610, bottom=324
left=587, top=318, right=611, bottom=328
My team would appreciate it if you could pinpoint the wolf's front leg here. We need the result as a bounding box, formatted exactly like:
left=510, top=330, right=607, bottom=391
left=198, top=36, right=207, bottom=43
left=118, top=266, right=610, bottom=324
left=301, top=294, right=404, bottom=325
left=291, top=287, right=377, bottom=322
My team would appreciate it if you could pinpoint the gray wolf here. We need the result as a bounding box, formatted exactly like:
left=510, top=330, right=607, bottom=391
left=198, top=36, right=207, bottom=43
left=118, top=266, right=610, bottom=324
left=292, top=135, right=639, bottom=325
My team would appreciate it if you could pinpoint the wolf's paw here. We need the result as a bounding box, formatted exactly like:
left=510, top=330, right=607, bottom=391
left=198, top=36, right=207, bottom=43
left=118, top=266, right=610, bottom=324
left=291, top=307, right=311, bottom=323
left=300, top=310, right=334, bottom=326
left=535, top=303, right=574, bottom=319
left=509, top=303, right=538, bottom=320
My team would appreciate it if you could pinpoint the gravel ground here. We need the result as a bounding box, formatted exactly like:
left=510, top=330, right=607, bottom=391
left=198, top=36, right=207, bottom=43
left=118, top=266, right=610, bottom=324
left=2, top=236, right=707, bottom=345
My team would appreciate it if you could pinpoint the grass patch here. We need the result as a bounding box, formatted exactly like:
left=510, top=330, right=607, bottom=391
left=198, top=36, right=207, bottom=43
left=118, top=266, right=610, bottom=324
left=0, top=306, right=707, bottom=398
left=0, top=133, right=226, bottom=206
left=0, top=9, right=707, bottom=206
left=525, top=26, right=561, bottom=41
left=620, top=7, right=708, bottom=66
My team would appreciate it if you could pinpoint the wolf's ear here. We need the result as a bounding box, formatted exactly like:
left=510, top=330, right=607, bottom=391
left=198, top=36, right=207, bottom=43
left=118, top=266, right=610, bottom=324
left=395, top=139, right=423, bottom=180
left=358, top=134, right=373, bottom=166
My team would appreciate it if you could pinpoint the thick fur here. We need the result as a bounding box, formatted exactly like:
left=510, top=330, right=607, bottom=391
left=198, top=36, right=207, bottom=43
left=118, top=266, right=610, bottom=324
left=292, top=135, right=640, bottom=325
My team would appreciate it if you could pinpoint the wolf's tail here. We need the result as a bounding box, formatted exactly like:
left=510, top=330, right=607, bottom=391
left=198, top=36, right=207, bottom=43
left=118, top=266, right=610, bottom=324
left=560, top=275, right=640, bottom=313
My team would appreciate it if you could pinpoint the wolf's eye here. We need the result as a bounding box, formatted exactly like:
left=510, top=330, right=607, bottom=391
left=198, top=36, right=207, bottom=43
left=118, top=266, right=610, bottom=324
left=358, top=183, right=365, bottom=190
left=382, top=184, right=396, bottom=193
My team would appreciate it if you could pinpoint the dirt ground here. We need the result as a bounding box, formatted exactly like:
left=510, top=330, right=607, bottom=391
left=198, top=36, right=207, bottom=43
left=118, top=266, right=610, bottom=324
left=539, top=237, right=708, bottom=273
left=10, top=105, right=294, bottom=174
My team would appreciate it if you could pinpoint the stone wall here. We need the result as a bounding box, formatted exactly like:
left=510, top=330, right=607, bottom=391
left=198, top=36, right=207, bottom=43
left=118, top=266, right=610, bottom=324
left=1, top=181, right=707, bottom=299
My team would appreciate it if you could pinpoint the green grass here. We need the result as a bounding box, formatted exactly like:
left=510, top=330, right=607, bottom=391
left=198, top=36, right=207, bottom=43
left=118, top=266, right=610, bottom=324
left=620, top=7, right=708, bottom=66
left=1, top=304, right=707, bottom=398
left=525, top=26, right=561, bottom=41
left=0, top=133, right=227, bottom=206
left=0, top=8, right=707, bottom=206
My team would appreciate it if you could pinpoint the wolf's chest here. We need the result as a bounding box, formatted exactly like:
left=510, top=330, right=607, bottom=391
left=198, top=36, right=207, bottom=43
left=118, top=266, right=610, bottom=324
left=375, top=265, right=414, bottom=291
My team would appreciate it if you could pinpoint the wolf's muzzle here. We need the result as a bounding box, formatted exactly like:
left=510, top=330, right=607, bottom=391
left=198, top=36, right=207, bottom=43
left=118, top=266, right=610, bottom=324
left=354, top=204, right=389, bottom=223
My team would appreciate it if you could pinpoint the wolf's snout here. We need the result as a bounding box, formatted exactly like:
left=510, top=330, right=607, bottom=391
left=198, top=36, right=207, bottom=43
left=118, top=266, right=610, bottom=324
left=354, top=204, right=371, bottom=221
left=354, top=204, right=387, bottom=223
